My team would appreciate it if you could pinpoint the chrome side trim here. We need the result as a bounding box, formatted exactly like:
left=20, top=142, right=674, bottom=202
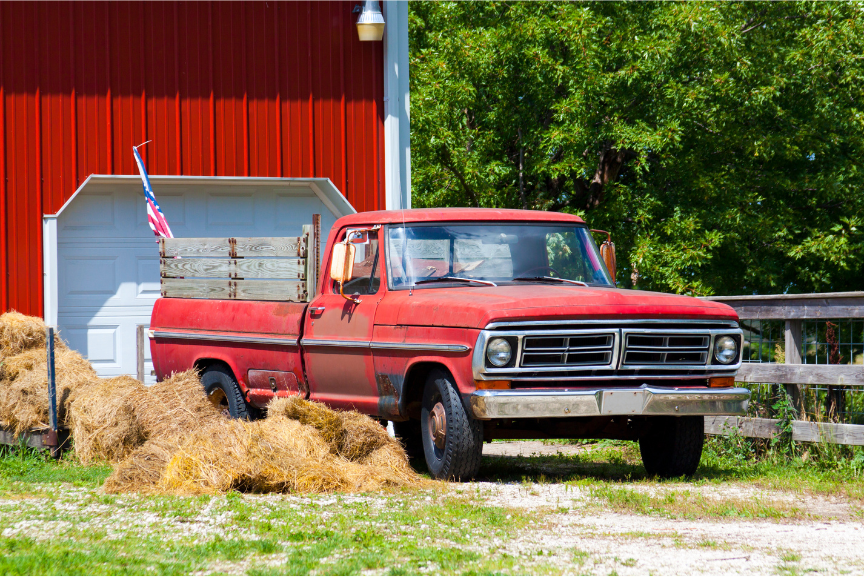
left=151, top=330, right=299, bottom=346
left=300, top=339, right=371, bottom=348
left=370, top=342, right=470, bottom=352
left=470, top=386, right=751, bottom=419
left=300, top=339, right=469, bottom=352
left=485, top=319, right=739, bottom=330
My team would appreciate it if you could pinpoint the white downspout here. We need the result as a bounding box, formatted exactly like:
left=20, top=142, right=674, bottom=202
left=382, top=0, right=411, bottom=210
left=42, top=215, right=59, bottom=326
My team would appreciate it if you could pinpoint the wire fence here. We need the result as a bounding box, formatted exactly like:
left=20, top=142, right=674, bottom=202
left=741, top=319, right=864, bottom=425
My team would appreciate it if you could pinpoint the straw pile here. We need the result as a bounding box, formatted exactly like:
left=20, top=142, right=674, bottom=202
left=0, top=313, right=98, bottom=435
left=0, top=311, right=422, bottom=494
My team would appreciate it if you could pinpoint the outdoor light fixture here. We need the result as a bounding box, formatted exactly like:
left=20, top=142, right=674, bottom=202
left=353, top=0, right=385, bottom=42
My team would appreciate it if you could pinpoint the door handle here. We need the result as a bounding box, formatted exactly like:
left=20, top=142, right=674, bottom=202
left=309, top=306, right=326, bottom=314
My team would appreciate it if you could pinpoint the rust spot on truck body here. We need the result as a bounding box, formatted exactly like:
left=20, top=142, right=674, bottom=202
left=376, top=373, right=402, bottom=420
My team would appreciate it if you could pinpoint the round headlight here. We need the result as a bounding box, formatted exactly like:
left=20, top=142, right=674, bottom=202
left=714, top=336, right=738, bottom=365
left=486, top=338, right=512, bottom=367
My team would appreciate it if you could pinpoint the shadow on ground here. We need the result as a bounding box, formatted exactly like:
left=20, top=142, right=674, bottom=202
left=411, top=440, right=744, bottom=484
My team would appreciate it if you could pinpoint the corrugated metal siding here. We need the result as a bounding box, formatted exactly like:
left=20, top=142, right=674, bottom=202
left=0, top=1, right=385, bottom=316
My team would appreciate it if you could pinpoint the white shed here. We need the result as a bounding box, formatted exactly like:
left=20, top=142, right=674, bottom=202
left=42, top=175, right=355, bottom=383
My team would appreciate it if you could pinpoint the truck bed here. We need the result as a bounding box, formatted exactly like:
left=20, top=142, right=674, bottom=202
left=150, top=298, right=308, bottom=407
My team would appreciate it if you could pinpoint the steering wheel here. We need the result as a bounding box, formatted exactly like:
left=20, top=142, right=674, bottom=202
left=519, top=265, right=562, bottom=278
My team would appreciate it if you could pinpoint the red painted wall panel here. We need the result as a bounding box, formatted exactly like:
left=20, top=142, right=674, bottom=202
left=0, top=1, right=385, bottom=316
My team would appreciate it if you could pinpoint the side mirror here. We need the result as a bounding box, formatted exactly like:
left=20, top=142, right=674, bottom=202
left=590, top=229, right=617, bottom=284
left=330, top=242, right=356, bottom=283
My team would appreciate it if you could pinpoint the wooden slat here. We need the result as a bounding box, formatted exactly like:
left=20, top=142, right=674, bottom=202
left=735, top=363, right=864, bottom=386
left=234, top=237, right=306, bottom=258
left=161, top=278, right=232, bottom=299
left=233, top=280, right=306, bottom=301
left=160, top=258, right=305, bottom=280
left=702, top=293, right=864, bottom=319
left=706, top=416, right=864, bottom=446
left=161, top=278, right=306, bottom=302
left=705, top=416, right=780, bottom=440
left=0, top=428, right=48, bottom=449
left=161, top=236, right=305, bottom=258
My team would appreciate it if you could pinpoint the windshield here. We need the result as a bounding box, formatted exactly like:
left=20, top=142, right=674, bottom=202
left=386, top=223, right=613, bottom=289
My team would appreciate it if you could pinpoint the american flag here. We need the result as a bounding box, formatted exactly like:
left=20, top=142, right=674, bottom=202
left=133, top=143, right=173, bottom=239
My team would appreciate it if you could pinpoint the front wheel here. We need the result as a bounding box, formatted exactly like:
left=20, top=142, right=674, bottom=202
left=639, top=416, right=704, bottom=478
left=420, top=369, right=483, bottom=480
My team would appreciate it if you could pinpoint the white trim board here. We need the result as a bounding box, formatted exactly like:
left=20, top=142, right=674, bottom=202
left=383, top=0, right=411, bottom=210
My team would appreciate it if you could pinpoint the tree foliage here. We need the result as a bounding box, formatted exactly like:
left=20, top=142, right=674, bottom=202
left=409, top=2, right=864, bottom=295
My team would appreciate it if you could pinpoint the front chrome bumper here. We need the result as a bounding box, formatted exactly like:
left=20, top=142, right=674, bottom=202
left=469, top=386, right=750, bottom=420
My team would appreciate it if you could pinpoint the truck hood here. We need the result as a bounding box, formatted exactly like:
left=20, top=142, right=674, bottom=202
left=375, top=285, right=737, bottom=329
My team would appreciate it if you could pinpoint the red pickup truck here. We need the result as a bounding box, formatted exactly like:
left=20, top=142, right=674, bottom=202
left=150, top=208, right=749, bottom=480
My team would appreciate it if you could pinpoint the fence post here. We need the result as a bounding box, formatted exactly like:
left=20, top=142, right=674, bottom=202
left=136, top=325, right=146, bottom=383
left=784, top=319, right=804, bottom=414
left=46, top=327, right=60, bottom=458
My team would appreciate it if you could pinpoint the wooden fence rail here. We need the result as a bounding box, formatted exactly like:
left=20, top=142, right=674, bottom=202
left=701, top=292, right=864, bottom=445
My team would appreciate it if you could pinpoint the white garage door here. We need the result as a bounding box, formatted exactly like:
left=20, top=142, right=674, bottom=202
left=44, top=176, right=352, bottom=384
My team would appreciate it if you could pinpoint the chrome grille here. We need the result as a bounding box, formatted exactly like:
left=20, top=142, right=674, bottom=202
left=520, top=333, right=614, bottom=368
left=622, top=333, right=709, bottom=366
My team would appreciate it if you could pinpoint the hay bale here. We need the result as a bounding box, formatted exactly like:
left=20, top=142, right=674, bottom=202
left=337, top=412, right=392, bottom=461
left=0, top=347, right=98, bottom=434
left=161, top=419, right=250, bottom=494
left=267, top=396, right=343, bottom=451
left=160, top=414, right=422, bottom=495
left=0, top=311, right=48, bottom=360
left=130, top=369, right=226, bottom=442
left=69, top=375, right=148, bottom=464
left=359, top=443, right=420, bottom=486
left=102, top=438, right=179, bottom=494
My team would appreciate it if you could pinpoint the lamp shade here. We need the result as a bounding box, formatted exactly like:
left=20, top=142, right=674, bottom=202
left=356, top=0, right=385, bottom=41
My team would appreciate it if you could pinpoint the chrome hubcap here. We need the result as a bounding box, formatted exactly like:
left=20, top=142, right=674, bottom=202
left=429, top=402, right=447, bottom=450
left=208, top=388, right=230, bottom=417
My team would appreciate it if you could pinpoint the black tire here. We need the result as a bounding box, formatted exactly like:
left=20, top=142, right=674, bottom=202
left=392, top=420, right=423, bottom=460
left=639, top=416, right=704, bottom=478
left=200, top=365, right=250, bottom=420
left=420, top=369, right=483, bottom=480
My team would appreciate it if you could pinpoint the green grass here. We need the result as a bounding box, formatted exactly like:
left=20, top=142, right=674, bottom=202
left=0, top=446, right=111, bottom=494
left=0, top=446, right=539, bottom=576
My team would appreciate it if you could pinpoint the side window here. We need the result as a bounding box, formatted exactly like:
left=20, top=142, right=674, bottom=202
left=337, top=231, right=381, bottom=295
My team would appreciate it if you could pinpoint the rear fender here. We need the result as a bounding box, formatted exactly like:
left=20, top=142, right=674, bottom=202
left=193, top=357, right=247, bottom=394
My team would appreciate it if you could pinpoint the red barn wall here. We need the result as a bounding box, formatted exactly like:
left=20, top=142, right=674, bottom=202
left=0, top=1, right=385, bottom=316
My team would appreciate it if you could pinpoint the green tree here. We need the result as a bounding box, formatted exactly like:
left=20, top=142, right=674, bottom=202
left=409, top=1, right=864, bottom=295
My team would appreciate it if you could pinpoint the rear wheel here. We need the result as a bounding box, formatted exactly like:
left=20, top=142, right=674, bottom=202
left=420, top=369, right=483, bottom=480
left=639, top=416, right=704, bottom=478
left=201, top=365, right=250, bottom=420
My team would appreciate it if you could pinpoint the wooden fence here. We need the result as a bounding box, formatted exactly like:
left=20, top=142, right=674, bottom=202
left=702, top=291, right=864, bottom=446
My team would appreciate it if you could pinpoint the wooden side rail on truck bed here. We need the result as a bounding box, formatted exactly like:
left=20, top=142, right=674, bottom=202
left=159, top=215, right=320, bottom=302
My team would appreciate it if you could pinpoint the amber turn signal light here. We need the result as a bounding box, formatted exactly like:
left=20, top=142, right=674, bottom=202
left=709, top=376, right=735, bottom=388
left=474, top=380, right=511, bottom=390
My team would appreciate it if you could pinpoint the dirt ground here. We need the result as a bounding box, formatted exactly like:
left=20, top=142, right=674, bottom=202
left=470, top=442, right=864, bottom=575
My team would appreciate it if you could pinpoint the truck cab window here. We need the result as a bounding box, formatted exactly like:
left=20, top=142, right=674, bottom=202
left=337, top=232, right=380, bottom=295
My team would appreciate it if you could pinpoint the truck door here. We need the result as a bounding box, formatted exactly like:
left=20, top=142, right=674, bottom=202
left=302, top=228, right=382, bottom=414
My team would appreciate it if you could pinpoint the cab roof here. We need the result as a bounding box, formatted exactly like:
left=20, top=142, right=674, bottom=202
left=334, top=207, right=586, bottom=227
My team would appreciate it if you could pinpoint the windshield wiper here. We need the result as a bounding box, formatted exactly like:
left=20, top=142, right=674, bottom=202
left=512, top=276, right=588, bottom=287
left=414, top=276, right=497, bottom=287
